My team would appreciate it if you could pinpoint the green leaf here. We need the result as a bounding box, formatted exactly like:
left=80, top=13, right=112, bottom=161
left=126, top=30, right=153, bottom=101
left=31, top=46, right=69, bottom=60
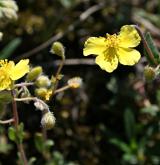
left=8, top=127, right=16, bottom=142
left=45, top=139, right=54, bottom=150
left=144, top=32, right=160, bottom=65
left=124, top=109, right=135, bottom=139
left=0, top=91, right=12, bottom=103
left=60, top=0, right=76, bottom=8
left=0, top=38, right=22, bottom=59
left=28, top=157, right=36, bottom=165
left=34, top=133, right=44, bottom=153
left=141, top=105, right=159, bottom=117
left=17, top=123, right=24, bottom=143
left=110, top=138, right=131, bottom=153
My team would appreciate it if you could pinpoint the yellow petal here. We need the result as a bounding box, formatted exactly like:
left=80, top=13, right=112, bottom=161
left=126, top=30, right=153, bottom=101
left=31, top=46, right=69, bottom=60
left=117, top=47, right=141, bottom=65
left=10, top=59, right=29, bottom=80
left=95, top=49, right=118, bottom=73
left=83, top=37, right=106, bottom=56
left=118, top=25, right=141, bottom=48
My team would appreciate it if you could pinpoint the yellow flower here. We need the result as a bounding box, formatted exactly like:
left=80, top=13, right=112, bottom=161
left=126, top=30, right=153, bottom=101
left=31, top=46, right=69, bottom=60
left=0, top=59, right=29, bottom=90
left=83, top=25, right=141, bottom=73
left=45, top=89, right=52, bottom=101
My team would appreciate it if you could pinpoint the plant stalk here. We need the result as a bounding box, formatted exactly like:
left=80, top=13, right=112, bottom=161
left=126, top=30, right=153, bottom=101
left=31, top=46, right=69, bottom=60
left=11, top=90, right=28, bottom=165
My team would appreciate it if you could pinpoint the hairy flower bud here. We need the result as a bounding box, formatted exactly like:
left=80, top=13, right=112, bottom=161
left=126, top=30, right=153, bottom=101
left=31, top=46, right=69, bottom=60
left=0, top=32, right=3, bottom=41
left=41, top=112, right=56, bottom=130
left=144, top=66, right=156, bottom=81
left=26, top=66, right=42, bottom=81
left=50, top=42, right=65, bottom=58
left=35, top=88, right=47, bottom=99
left=0, top=0, right=18, bottom=20
left=34, top=101, right=48, bottom=111
left=35, top=75, right=51, bottom=88
left=67, top=77, right=82, bottom=88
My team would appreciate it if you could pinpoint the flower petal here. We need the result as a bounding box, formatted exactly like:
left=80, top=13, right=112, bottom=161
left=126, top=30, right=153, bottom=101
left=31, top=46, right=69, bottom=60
left=95, top=49, right=118, bottom=73
left=10, top=59, right=29, bottom=80
left=118, top=25, right=141, bottom=48
left=117, top=47, right=141, bottom=65
left=83, top=37, right=107, bottom=56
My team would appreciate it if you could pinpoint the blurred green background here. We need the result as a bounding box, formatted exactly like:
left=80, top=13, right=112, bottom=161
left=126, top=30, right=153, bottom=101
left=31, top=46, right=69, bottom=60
left=1, top=0, right=160, bottom=164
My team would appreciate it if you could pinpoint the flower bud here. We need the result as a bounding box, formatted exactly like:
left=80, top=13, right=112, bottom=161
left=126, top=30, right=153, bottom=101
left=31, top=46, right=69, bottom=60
left=34, top=101, right=48, bottom=111
left=0, top=0, right=18, bottom=20
left=50, top=42, right=65, bottom=58
left=144, top=66, right=156, bottom=81
left=35, top=75, right=51, bottom=88
left=26, top=66, right=42, bottom=81
left=0, top=32, right=3, bottom=41
left=67, top=77, right=82, bottom=88
left=41, top=112, right=56, bottom=130
left=35, top=88, right=47, bottom=99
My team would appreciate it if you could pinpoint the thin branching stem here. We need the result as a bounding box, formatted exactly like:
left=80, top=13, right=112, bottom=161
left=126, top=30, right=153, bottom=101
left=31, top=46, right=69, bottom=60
left=52, top=57, right=65, bottom=95
left=54, top=85, right=70, bottom=94
left=15, top=2, right=105, bottom=61
left=15, top=82, right=34, bottom=88
left=0, top=118, right=14, bottom=124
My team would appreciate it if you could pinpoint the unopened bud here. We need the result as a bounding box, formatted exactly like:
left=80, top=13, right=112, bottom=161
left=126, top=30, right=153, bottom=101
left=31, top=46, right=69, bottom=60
left=144, top=66, right=156, bottom=81
left=35, top=88, right=47, bottom=99
left=0, top=32, right=3, bottom=41
left=50, top=42, right=65, bottom=58
left=41, top=112, right=56, bottom=130
left=35, top=75, right=51, bottom=88
left=34, top=101, right=48, bottom=111
left=67, top=77, right=82, bottom=88
left=26, top=66, right=42, bottom=81
left=0, top=0, right=18, bottom=20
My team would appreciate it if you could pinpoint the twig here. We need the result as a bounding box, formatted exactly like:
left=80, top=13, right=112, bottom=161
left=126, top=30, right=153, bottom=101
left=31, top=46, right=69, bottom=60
left=41, top=58, right=95, bottom=67
left=134, top=25, right=158, bottom=65
left=133, top=15, right=160, bottom=37
left=52, top=56, right=65, bottom=95
left=0, top=118, right=14, bottom=124
left=15, top=2, right=106, bottom=61
left=15, top=82, right=34, bottom=88
left=54, top=85, right=70, bottom=94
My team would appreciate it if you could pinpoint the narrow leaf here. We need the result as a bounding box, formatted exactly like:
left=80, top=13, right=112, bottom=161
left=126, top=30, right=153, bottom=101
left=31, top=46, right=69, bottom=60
left=0, top=38, right=22, bottom=59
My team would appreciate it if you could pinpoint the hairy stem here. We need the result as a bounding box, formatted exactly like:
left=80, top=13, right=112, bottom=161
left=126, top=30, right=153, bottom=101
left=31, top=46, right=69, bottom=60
left=15, top=82, right=34, bottom=88
left=134, top=25, right=158, bottom=65
left=11, top=90, right=28, bottom=165
left=52, top=57, right=65, bottom=95
left=54, top=85, right=70, bottom=94
left=0, top=118, right=14, bottom=124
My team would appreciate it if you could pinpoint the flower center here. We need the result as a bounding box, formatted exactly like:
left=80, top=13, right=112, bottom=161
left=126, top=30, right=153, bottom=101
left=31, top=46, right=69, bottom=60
left=106, top=34, right=119, bottom=48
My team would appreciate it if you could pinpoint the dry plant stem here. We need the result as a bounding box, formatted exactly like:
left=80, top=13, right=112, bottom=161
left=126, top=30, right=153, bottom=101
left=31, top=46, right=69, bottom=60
left=134, top=25, right=158, bottom=65
left=0, top=118, right=14, bottom=124
left=11, top=90, right=28, bottom=165
left=15, top=2, right=105, bottom=61
left=54, top=85, right=70, bottom=94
